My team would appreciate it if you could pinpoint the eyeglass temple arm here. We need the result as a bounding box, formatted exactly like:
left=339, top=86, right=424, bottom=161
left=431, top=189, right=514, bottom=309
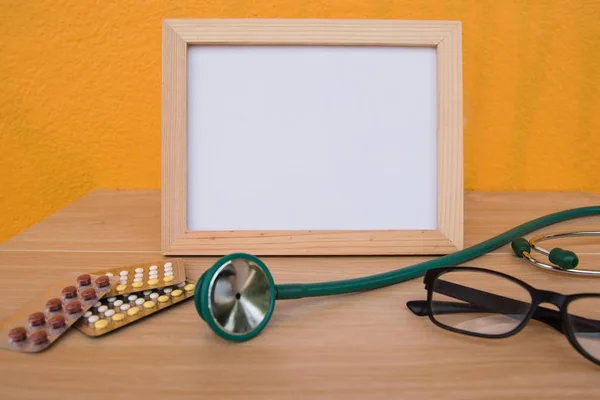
left=406, top=281, right=600, bottom=334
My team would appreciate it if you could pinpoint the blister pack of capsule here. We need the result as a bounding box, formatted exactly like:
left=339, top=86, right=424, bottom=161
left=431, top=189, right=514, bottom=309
left=74, top=280, right=196, bottom=336
left=0, top=273, right=117, bottom=353
left=92, top=259, right=186, bottom=297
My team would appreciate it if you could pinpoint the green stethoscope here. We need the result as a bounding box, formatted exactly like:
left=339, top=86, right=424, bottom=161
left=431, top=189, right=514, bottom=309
left=193, top=206, right=600, bottom=342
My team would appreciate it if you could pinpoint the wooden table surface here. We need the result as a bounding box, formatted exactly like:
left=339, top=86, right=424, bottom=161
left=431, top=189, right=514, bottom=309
left=1, top=190, right=600, bottom=399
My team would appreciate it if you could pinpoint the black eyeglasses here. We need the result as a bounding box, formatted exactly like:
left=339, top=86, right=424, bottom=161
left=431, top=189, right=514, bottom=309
left=406, top=266, right=600, bottom=367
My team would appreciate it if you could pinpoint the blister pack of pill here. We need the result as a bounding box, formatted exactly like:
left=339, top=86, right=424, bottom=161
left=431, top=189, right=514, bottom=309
left=74, top=280, right=196, bottom=337
left=0, top=273, right=118, bottom=353
left=92, top=259, right=186, bottom=297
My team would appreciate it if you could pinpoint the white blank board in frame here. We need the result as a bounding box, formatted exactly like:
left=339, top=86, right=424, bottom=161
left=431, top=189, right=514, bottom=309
left=161, top=19, right=463, bottom=256
left=187, top=45, right=438, bottom=232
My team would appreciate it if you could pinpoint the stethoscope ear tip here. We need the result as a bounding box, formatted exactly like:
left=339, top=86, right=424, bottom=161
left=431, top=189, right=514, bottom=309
left=549, top=247, right=580, bottom=270
left=511, top=238, right=531, bottom=257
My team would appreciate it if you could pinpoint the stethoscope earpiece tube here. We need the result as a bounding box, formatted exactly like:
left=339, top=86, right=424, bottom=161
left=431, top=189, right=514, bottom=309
left=511, top=237, right=580, bottom=270
left=196, top=206, right=600, bottom=341
left=513, top=230, right=599, bottom=275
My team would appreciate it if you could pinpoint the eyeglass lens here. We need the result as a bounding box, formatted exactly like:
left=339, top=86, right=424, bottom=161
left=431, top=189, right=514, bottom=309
left=430, top=270, right=533, bottom=336
left=567, top=297, right=600, bottom=361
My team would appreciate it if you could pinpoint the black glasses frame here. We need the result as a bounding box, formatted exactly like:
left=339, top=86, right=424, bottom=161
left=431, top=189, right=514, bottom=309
left=406, top=266, right=600, bottom=367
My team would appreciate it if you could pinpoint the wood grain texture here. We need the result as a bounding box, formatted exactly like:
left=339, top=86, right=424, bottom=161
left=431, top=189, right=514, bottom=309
left=464, top=191, right=600, bottom=253
left=1, top=250, right=600, bottom=400
left=161, top=18, right=464, bottom=256
left=3, top=190, right=600, bottom=255
left=161, top=20, right=189, bottom=254
left=1, top=190, right=600, bottom=399
left=165, top=18, right=457, bottom=46
left=170, top=229, right=456, bottom=256
left=436, top=21, right=464, bottom=251
left=0, top=190, right=161, bottom=252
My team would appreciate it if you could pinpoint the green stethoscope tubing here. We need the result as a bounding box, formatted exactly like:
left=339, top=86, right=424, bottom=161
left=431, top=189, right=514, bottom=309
left=195, top=206, right=600, bottom=341
left=275, top=206, right=600, bottom=299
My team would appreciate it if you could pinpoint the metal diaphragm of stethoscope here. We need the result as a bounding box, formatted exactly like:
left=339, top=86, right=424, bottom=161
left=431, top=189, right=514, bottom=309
left=511, top=231, right=600, bottom=276
left=193, top=206, right=600, bottom=342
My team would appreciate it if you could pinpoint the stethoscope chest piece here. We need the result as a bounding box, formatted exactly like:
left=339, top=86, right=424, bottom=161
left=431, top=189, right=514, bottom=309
left=195, top=253, right=276, bottom=341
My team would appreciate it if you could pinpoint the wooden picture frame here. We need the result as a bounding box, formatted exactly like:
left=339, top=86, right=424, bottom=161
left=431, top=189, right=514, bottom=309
left=162, top=18, right=463, bottom=256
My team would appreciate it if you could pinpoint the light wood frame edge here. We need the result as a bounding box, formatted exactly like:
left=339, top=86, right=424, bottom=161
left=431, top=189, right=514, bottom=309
left=162, top=18, right=463, bottom=256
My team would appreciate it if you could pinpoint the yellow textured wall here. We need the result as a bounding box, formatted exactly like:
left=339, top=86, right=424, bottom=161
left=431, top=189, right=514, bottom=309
left=1, top=0, right=599, bottom=243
